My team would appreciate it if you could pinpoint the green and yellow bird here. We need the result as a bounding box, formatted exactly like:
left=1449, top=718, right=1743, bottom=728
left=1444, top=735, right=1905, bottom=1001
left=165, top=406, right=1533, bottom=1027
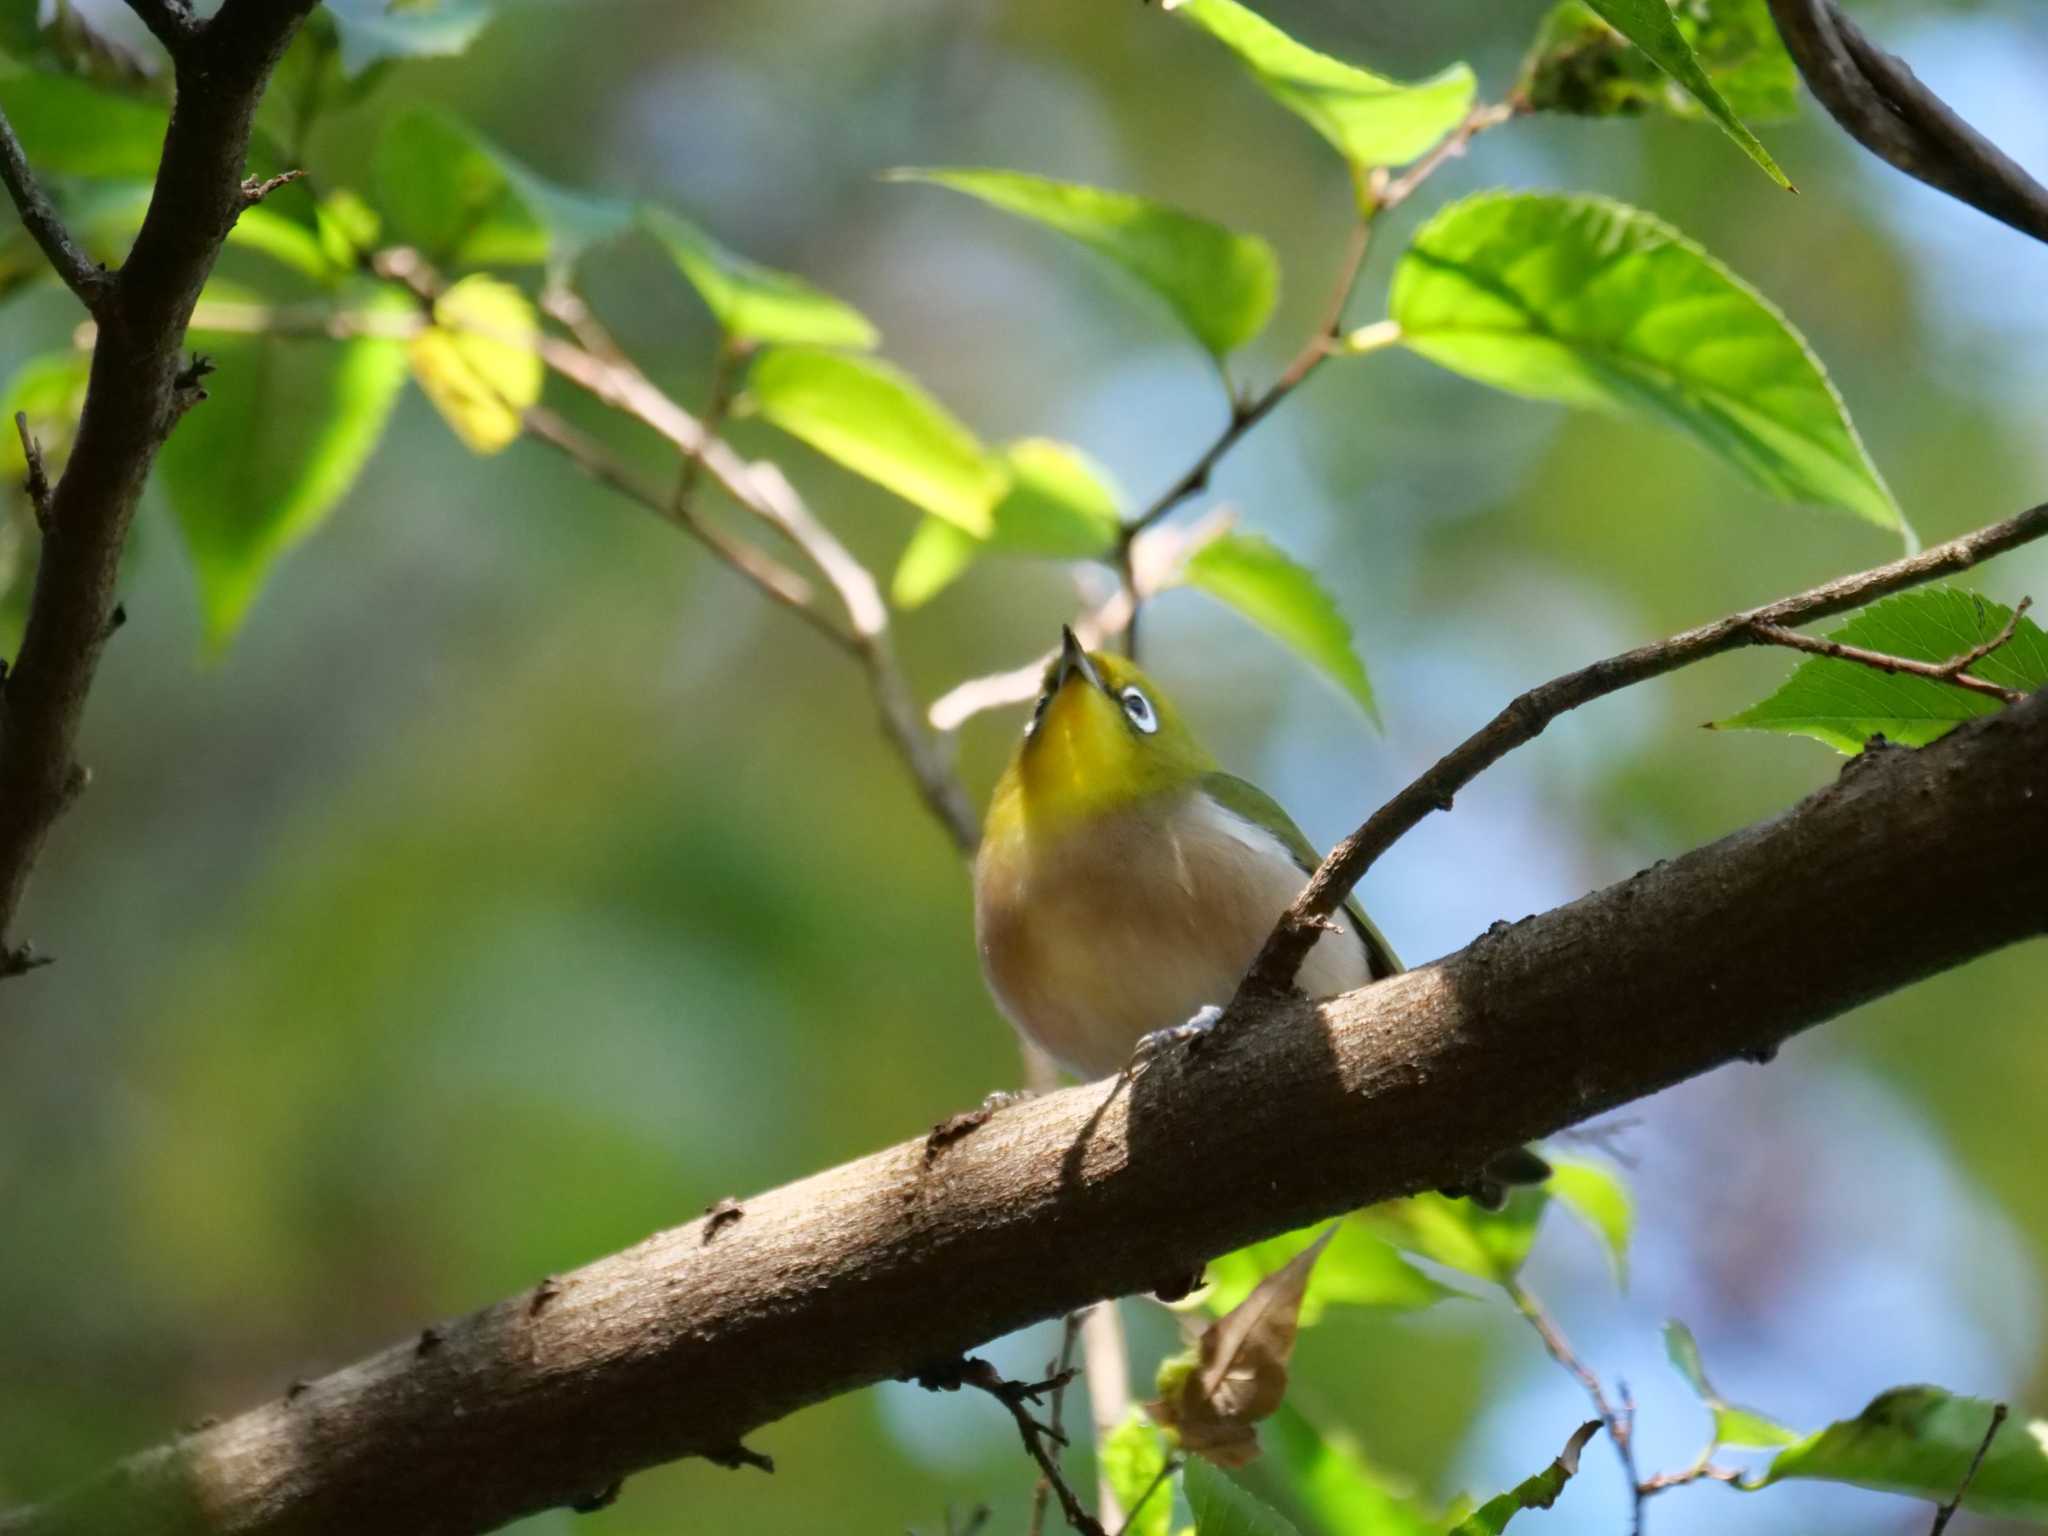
left=974, top=628, right=1544, bottom=1202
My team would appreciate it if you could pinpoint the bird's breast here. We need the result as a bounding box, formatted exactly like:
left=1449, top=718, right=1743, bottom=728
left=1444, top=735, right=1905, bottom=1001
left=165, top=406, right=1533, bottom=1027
left=973, top=791, right=1373, bottom=1080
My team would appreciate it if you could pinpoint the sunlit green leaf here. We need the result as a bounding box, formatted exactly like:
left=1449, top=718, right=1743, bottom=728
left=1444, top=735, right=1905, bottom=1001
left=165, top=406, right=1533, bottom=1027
left=1576, top=0, right=1789, bottom=183
left=1545, top=1156, right=1632, bottom=1286
left=409, top=274, right=543, bottom=455
left=326, top=0, right=494, bottom=77
left=1449, top=1421, right=1601, bottom=1534
left=891, top=437, right=1121, bottom=607
left=1103, top=1410, right=1175, bottom=1536
left=639, top=205, right=876, bottom=350
left=1265, top=1404, right=1436, bottom=1536
left=887, top=169, right=1277, bottom=357
left=0, top=352, right=88, bottom=614
left=1662, top=1320, right=1799, bottom=1448
left=1201, top=1218, right=1455, bottom=1324
left=1186, top=531, right=1377, bottom=722
left=1714, top=588, right=2048, bottom=753
left=372, top=105, right=632, bottom=270
left=164, top=286, right=410, bottom=645
left=1168, top=0, right=1475, bottom=169
left=1523, top=0, right=1797, bottom=125
left=1757, top=1389, right=2045, bottom=1518
left=0, top=69, right=166, bottom=178
left=748, top=348, right=1006, bottom=535
left=1390, top=192, right=1901, bottom=534
left=1185, top=1456, right=1302, bottom=1536
left=1360, top=1188, right=1548, bottom=1286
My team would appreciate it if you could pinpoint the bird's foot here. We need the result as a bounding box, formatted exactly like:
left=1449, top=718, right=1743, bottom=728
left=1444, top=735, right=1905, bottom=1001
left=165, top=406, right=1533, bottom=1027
left=979, top=1088, right=1034, bottom=1113
left=1122, top=1004, right=1226, bottom=1080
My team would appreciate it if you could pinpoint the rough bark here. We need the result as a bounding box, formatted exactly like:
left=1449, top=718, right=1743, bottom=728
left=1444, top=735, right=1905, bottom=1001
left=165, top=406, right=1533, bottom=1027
left=8, top=690, right=2046, bottom=1536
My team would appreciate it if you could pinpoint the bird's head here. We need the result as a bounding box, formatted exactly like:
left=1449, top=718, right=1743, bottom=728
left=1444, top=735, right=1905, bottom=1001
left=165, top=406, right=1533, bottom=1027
left=995, top=626, right=1214, bottom=835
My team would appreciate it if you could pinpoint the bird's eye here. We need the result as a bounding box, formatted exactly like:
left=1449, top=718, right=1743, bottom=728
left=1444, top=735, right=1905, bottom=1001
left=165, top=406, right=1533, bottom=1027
left=1121, top=687, right=1158, bottom=734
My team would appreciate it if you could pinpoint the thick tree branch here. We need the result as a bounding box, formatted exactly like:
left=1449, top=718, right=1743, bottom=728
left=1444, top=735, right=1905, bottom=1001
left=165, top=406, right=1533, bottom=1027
left=1767, top=0, right=2048, bottom=244
left=0, top=2, right=322, bottom=972
left=8, top=691, right=2045, bottom=1536
left=1247, top=501, right=2048, bottom=990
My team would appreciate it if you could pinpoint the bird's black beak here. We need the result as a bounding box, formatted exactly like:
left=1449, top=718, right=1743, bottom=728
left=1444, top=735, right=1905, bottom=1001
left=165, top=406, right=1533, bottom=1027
left=1055, top=625, right=1107, bottom=696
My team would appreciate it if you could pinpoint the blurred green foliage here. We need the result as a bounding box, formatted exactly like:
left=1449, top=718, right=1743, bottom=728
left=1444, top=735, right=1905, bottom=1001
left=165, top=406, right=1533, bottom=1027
left=2, top=0, right=2046, bottom=1532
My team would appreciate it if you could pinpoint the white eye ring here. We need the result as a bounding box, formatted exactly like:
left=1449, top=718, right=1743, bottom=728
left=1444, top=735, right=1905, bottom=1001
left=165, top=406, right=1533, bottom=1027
left=1121, top=687, right=1158, bottom=733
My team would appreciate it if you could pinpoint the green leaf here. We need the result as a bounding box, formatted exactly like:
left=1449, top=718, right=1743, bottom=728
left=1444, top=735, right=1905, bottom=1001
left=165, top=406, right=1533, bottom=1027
left=1545, top=1157, right=1632, bottom=1286
left=326, top=0, right=494, bottom=77
left=1389, top=192, right=1901, bottom=534
left=1662, top=1320, right=1799, bottom=1448
left=164, top=287, right=410, bottom=646
left=1523, top=0, right=1797, bottom=125
left=1103, top=1411, right=1175, bottom=1536
left=1169, top=0, right=1475, bottom=169
left=1185, top=1456, right=1302, bottom=1536
left=372, top=105, right=632, bottom=271
left=886, top=169, right=1277, bottom=358
left=1265, top=1404, right=1437, bottom=1536
left=0, top=350, right=90, bottom=479
left=409, top=274, right=543, bottom=455
left=1201, top=1219, right=1455, bottom=1325
left=639, top=205, right=876, bottom=350
left=1359, top=1188, right=1548, bottom=1286
left=891, top=438, right=1122, bottom=607
left=1185, top=531, right=1377, bottom=722
left=0, top=70, right=167, bottom=178
left=1449, top=1421, right=1601, bottom=1535
left=1714, top=588, right=2048, bottom=753
left=1757, top=1389, right=2045, bottom=1519
left=1576, top=0, right=1790, bottom=184
left=748, top=348, right=1006, bottom=536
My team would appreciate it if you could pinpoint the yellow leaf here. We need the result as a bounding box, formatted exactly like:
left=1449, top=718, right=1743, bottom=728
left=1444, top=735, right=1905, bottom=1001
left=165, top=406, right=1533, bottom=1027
left=409, top=274, right=542, bottom=455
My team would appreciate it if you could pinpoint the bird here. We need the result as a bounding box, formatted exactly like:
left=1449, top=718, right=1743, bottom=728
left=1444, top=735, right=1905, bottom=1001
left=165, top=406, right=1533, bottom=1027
left=973, top=626, right=1546, bottom=1206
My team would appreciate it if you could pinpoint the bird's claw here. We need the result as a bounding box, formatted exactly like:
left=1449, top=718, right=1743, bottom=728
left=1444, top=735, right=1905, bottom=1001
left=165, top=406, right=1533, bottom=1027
left=1122, top=1004, right=1226, bottom=1080
left=979, top=1088, right=1034, bottom=1113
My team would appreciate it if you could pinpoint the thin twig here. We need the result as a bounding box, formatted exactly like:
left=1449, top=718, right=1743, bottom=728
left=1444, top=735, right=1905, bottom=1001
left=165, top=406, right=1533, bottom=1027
left=919, top=1359, right=1106, bottom=1536
left=1929, top=1401, right=2007, bottom=1535
left=673, top=335, right=743, bottom=522
left=1028, top=1312, right=1087, bottom=1536
left=13, top=413, right=52, bottom=534
left=0, top=107, right=108, bottom=312
left=1244, top=501, right=2048, bottom=992
left=1767, top=0, right=2048, bottom=245
left=1112, top=1459, right=1177, bottom=1536
left=1506, top=1281, right=1644, bottom=1533
left=1747, top=595, right=2032, bottom=705
left=1636, top=1460, right=1743, bottom=1497
left=239, top=168, right=305, bottom=206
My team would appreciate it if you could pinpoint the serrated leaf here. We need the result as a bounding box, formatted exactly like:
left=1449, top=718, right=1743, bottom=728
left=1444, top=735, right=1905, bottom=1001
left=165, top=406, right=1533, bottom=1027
left=1757, top=1389, right=2044, bottom=1518
left=1662, top=1320, right=1799, bottom=1448
left=1265, top=1404, right=1436, bottom=1536
left=1200, top=1219, right=1454, bottom=1325
left=163, top=288, right=410, bottom=645
left=1360, top=1188, right=1548, bottom=1286
left=888, top=169, right=1276, bottom=358
left=1184, top=1457, right=1303, bottom=1536
left=409, top=274, right=542, bottom=455
left=891, top=438, right=1121, bottom=607
left=372, top=105, right=632, bottom=271
left=1168, top=0, right=1474, bottom=169
left=1545, top=1157, right=1632, bottom=1286
left=1390, top=192, right=1901, bottom=534
left=1449, top=1421, right=1601, bottom=1535
left=1185, top=531, right=1377, bottom=722
left=1578, top=0, right=1789, bottom=183
left=1103, top=1411, right=1175, bottom=1536
left=748, top=348, right=1006, bottom=535
left=1523, top=0, right=1797, bottom=124
left=326, top=0, right=493, bottom=77
left=639, top=204, right=876, bottom=350
left=1714, top=588, right=2048, bottom=753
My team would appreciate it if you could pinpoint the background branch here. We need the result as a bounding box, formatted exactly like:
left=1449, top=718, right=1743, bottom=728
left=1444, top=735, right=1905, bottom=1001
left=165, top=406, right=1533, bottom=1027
left=8, top=689, right=2044, bottom=1536
left=0, top=1, right=323, bottom=972
left=1767, top=0, right=2048, bottom=244
left=1247, top=501, right=2048, bottom=991
left=0, top=108, right=108, bottom=312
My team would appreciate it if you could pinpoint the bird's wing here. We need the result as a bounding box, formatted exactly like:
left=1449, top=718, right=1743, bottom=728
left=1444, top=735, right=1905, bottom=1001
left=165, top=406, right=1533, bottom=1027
left=1198, top=770, right=1402, bottom=979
